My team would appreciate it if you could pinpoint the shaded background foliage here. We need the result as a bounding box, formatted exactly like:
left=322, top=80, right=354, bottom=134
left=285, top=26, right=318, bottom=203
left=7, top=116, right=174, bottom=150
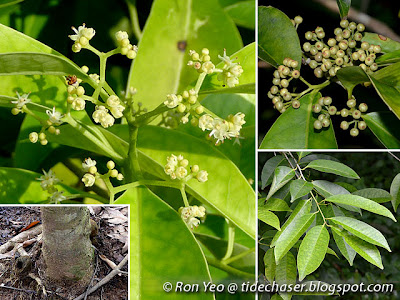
left=258, top=152, right=400, bottom=299
left=258, top=0, right=400, bottom=148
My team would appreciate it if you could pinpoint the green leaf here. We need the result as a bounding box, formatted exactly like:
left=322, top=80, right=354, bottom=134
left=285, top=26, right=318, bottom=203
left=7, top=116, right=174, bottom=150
left=266, top=166, right=295, bottom=200
left=326, top=247, right=339, bottom=258
left=362, top=32, right=400, bottom=53
left=376, top=49, right=400, bottom=64
left=261, top=155, right=285, bottom=189
left=258, top=6, right=302, bottom=68
left=260, top=92, right=338, bottom=149
left=325, top=194, right=397, bottom=222
left=332, top=226, right=383, bottom=269
left=275, top=252, right=296, bottom=299
left=330, top=217, right=391, bottom=251
left=290, top=179, right=313, bottom=202
left=352, top=188, right=392, bottom=203
left=299, top=154, right=340, bottom=165
left=336, top=0, right=351, bottom=19
left=297, top=225, right=329, bottom=281
left=0, top=0, right=24, bottom=9
left=264, top=248, right=276, bottom=283
left=263, top=198, right=291, bottom=212
left=332, top=229, right=356, bottom=266
left=198, top=43, right=255, bottom=94
left=336, top=66, right=369, bottom=95
left=390, top=173, right=400, bottom=212
left=224, top=1, right=255, bottom=29
left=363, top=112, right=400, bottom=148
left=126, top=0, right=242, bottom=111
left=306, top=159, right=360, bottom=179
left=259, top=209, right=281, bottom=231
left=271, top=200, right=312, bottom=247
left=115, top=187, right=213, bottom=299
left=274, top=213, right=316, bottom=263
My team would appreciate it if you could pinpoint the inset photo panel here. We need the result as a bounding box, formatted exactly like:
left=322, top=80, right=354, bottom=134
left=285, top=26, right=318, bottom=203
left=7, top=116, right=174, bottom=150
left=258, top=151, right=400, bottom=298
left=0, top=205, right=128, bottom=299
left=258, top=0, right=400, bottom=149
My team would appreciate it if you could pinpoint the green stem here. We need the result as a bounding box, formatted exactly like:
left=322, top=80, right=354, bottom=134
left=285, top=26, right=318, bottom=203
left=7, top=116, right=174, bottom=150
left=194, top=72, right=207, bottom=94
left=223, top=248, right=255, bottom=265
left=93, top=52, right=108, bottom=100
left=222, top=220, right=235, bottom=261
left=180, top=185, right=189, bottom=207
left=206, top=256, right=254, bottom=279
left=113, top=180, right=182, bottom=194
left=127, top=0, right=142, bottom=40
left=125, top=125, right=142, bottom=181
left=103, top=176, right=115, bottom=204
left=134, top=103, right=170, bottom=126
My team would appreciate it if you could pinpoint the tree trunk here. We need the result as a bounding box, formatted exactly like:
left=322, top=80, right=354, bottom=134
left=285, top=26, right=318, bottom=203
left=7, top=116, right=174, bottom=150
left=41, top=207, right=94, bottom=286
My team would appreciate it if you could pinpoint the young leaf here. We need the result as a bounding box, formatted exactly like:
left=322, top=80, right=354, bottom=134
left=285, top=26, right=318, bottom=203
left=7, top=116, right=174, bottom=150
left=332, top=227, right=383, bottom=269
left=290, top=179, right=313, bottom=202
left=274, top=213, right=316, bottom=263
left=332, top=229, right=356, bottom=266
left=275, top=252, right=296, bottom=299
left=336, top=0, right=351, bottom=19
left=271, top=200, right=312, bottom=247
left=352, top=188, right=392, bottom=203
left=325, top=194, right=396, bottom=221
left=260, top=92, right=338, bottom=149
left=264, top=198, right=292, bottom=212
left=329, top=217, right=391, bottom=251
left=266, top=166, right=295, bottom=200
left=362, top=112, right=400, bottom=149
left=306, top=159, right=360, bottom=179
left=259, top=209, right=281, bottom=231
left=297, top=225, right=329, bottom=281
left=264, top=248, right=276, bottom=283
left=261, top=155, right=285, bottom=189
left=258, top=6, right=302, bottom=68
left=390, top=173, right=400, bottom=212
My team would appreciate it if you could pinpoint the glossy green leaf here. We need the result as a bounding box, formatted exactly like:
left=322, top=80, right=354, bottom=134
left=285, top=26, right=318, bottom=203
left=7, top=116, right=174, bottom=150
left=332, top=229, right=356, bottom=266
left=261, top=155, right=285, bottom=189
left=336, top=0, right=351, bottom=19
left=0, top=167, right=98, bottom=203
left=224, top=1, right=255, bottom=29
left=325, top=194, right=396, bottom=221
left=390, top=173, right=400, bottom=212
left=306, top=159, right=360, bottom=179
left=275, top=252, right=296, bottom=300
left=271, top=200, right=312, bottom=247
left=263, top=198, right=291, bottom=212
left=299, top=154, right=340, bottom=165
left=332, top=226, right=383, bottom=269
left=297, top=225, right=329, bottom=281
left=258, top=6, right=302, bottom=67
left=362, top=32, right=400, bottom=53
left=297, top=152, right=312, bottom=161
left=260, top=92, right=338, bottom=149
left=335, top=182, right=358, bottom=193
left=266, top=166, right=295, bottom=200
left=274, top=213, right=316, bottom=263
left=115, top=187, right=213, bottom=299
left=290, top=179, right=313, bottom=202
left=126, top=0, right=242, bottom=111
left=352, top=188, right=392, bottom=203
left=259, top=209, right=281, bottom=231
left=363, top=112, right=400, bottom=148
left=330, top=217, right=390, bottom=251
left=199, top=43, right=255, bottom=94
left=326, top=247, right=339, bottom=258
left=264, top=248, right=276, bottom=283
left=376, top=49, right=400, bottom=64
left=312, top=180, right=361, bottom=213
left=336, top=66, right=369, bottom=95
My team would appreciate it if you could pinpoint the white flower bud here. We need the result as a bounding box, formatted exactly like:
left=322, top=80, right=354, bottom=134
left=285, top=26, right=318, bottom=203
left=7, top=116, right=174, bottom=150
left=196, top=170, right=208, bottom=182
left=82, top=173, right=95, bottom=187
left=29, top=132, right=38, bottom=143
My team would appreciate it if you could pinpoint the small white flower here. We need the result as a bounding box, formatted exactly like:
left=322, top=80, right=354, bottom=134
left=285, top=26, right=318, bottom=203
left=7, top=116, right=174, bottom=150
left=107, top=97, right=125, bottom=119
left=179, top=205, right=206, bottom=229
left=89, top=73, right=100, bottom=83
left=232, top=112, right=246, bottom=126
left=82, top=173, right=96, bottom=187
left=176, top=166, right=188, bottom=179
left=46, top=107, right=64, bottom=125
left=71, top=97, right=85, bottom=111
left=106, top=95, right=121, bottom=107
left=92, top=106, right=115, bottom=128
left=164, top=94, right=181, bottom=109
left=164, top=163, right=175, bottom=176
left=82, top=157, right=97, bottom=172
left=196, top=170, right=208, bottom=183
left=29, top=132, right=38, bottom=143
left=115, top=31, right=129, bottom=41
left=69, top=23, right=95, bottom=42
left=217, top=49, right=243, bottom=87
left=12, top=91, right=31, bottom=109
left=166, top=154, right=178, bottom=166
left=187, top=217, right=200, bottom=229
left=209, top=119, right=230, bottom=143
left=201, top=61, right=215, bottom=74
left=198, top=114, right=214, bottom=131
left=37, top=169, right=60, bottom=191
left=49, top=191, right=66, bottom=204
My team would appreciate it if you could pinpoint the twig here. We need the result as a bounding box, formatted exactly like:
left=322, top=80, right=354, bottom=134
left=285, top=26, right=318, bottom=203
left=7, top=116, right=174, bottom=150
left=73, top=255, right=128, bottom=300
left=388, top=151, right=400, bottom=163
left=0, top=284, right=36, bottom=295
left=28, top=273, right=47, bottom=297
left=0, top=226, right=42, bottom=254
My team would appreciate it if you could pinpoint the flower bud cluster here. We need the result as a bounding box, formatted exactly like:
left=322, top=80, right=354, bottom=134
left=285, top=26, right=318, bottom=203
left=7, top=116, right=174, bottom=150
left=81, top=158, right=124, bottom=188
left=198, top=112, right=246, bottom=145
left=303, top=21, right=381, bottom=78
left=115, top=31, right=138, bottom=60
left=179, top=205, right=206, bottom=229
left=187, top=48, right=215, bottom=74
left=164, top=154, right=208, bottom=182
left=66, top=76, right=86, bottom=111
left=37, top=169, right=66, bottom=204
left=69, top=23, right=96, bottom=53
left=217, top=49, right=244, bottom=87
left=164, top=89, right=200, bottom=124
left=267, top=58, right=301, bottom=113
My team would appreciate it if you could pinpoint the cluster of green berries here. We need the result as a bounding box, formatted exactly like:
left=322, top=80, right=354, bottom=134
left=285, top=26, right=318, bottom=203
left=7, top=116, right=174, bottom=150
left=267, top=58, right=301, bottom=113
left=312, top=96, right=368, bottom=136
left=290, top=15, right=303, bottom=28
left=303, top=20, right=381, bottom=78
